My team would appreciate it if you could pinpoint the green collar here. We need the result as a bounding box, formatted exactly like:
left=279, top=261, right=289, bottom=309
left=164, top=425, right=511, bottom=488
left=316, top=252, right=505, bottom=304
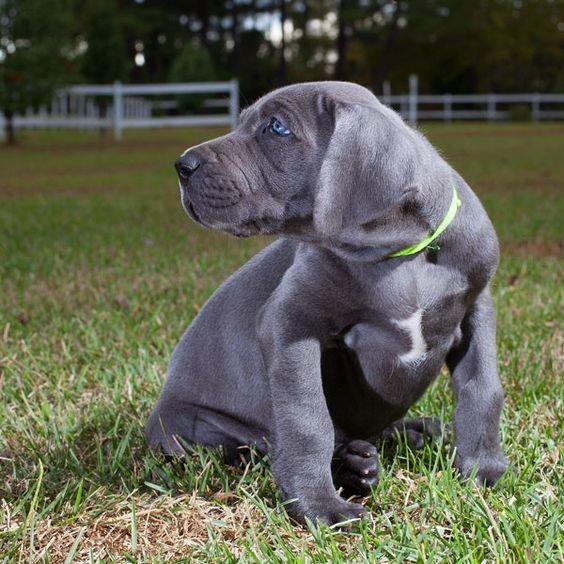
left=389, top=186, right=461, bottom=258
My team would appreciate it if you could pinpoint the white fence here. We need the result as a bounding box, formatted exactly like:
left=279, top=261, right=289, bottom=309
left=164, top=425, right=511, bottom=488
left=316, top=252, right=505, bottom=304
left=0, top=80, right=239, bottom=141
left=383, top=75, right=564, bottom=123
left=2, top=78, right=563, bottom=140
left=384, top=93, right=564, bottom=123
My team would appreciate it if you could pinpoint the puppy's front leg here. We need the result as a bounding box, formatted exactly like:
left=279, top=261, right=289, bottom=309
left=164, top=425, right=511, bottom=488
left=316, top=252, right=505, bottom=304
left=258, top=302, right=366, bottom=526
left=447, top=287, right=508, bottom=485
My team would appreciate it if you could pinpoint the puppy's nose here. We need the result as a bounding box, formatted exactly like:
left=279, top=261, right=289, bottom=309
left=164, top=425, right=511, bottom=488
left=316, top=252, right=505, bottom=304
left=175, top=151, right=201, bottom=181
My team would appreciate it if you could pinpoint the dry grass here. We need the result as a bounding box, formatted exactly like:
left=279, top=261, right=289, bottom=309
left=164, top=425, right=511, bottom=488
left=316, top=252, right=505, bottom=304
left=7, top=491, right=267, bottom=562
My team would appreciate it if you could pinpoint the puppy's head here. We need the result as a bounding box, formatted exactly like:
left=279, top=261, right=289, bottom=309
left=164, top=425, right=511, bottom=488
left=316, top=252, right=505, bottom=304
left=176, top=81, right=443, bottom=254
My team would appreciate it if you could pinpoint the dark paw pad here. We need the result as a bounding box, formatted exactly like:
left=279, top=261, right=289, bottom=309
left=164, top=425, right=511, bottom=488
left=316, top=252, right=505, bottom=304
left=332, top=439, right=380, bottom=496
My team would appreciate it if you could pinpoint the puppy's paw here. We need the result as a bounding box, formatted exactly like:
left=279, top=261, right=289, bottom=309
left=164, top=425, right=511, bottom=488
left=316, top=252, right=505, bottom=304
left=294, top=496, right=368, bottom=527
left=456, top=451, right=508, bottom=486
left=332, top=440, right=380, bottom=496
left=381, top=417, right=451, bottom=450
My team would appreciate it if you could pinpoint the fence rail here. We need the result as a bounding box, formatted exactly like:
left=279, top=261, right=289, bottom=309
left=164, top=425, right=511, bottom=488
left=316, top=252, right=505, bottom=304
left=383, top=81, right=564, bottom=123
left=1, top=80, right=240, bottom=141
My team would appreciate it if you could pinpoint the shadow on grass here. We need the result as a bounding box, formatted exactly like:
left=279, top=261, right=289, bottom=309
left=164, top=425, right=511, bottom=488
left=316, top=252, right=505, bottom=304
left=1, top=398, right=277, bottom=516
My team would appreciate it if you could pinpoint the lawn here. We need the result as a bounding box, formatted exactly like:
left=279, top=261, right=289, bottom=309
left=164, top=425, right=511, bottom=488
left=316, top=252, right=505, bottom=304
left=0, top=123, right=562, bottom=561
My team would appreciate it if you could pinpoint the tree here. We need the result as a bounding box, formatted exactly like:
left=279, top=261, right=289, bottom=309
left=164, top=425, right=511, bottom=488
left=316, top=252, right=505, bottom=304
left=81, top=0, right=128, bottom=84
left=0, top=0, right=73, bottom=144
left=79, top=0, right=128, bottom=133
left=169, top=42, right=217, bottom=112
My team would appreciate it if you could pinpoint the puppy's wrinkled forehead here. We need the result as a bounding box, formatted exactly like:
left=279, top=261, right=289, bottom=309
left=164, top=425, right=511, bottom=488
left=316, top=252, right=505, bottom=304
left=240, top=91, right=313, bottom=133
left=240, top=81, right=378, bottom=130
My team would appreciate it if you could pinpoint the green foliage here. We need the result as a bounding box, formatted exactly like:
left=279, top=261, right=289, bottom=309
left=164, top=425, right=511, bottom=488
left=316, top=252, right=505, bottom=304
left=509, top=104, right=532, bottom=122
left=0, top=124, right=562, bottom=559
left=0, top=0, right=73, bottom=115
left=169, top=43, right=216, bottom=85
left=168, top=42, right=217, bottom=113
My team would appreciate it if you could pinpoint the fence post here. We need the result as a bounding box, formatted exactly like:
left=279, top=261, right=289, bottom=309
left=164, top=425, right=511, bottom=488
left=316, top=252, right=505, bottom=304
left=400, top=96, right=407, bottom=119
left=229, top=79, right=239, bottom=130
left=487, top=94, right=496, bottom=121
left=444, top=93, right=452, bottom=122
left=60, top=91, right=68, bottom=118
left=382, top=80, right=391, bottom=106
left=408, top=74, right=418, bottom=125
left=113, top=80, right=123, bottom=141
left=532, top=93, right=540, bottom=121
left=78, top=95, right=86, bottom=129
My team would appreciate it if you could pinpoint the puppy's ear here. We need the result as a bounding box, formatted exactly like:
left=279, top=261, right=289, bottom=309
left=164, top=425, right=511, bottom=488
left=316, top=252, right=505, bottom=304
left=313, top=102, right=412, bottom=235
left=312, top=101, right=436, bottom=257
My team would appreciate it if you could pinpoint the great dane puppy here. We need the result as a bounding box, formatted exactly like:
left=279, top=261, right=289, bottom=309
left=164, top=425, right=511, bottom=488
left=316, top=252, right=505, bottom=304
left=146, top=81, right=507, bottom=525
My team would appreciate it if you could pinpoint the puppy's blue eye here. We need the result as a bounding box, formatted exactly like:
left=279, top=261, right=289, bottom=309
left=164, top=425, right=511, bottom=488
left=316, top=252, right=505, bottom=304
left=269, top=118, right=291, bottom=136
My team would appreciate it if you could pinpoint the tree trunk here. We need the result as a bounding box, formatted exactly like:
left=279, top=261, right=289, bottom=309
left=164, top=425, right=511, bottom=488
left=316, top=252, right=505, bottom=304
left=198, top=1, right=210, bottom=48
left=230, top=0, right=239, bottom=74
left=335, top=0, right=347, bottom=81
left=4, top=110, right=15, bottom=145
left=373, top=10, right=400, bottom=88
left=279, top=0, right=287, bottom=85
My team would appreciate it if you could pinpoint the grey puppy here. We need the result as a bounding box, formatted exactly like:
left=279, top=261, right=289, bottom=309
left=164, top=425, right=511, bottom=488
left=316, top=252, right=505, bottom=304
left=146, top=81, right=508, bottom=525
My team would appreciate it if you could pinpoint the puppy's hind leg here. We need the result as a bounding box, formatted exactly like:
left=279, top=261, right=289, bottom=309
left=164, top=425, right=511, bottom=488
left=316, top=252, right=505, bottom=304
left=380, top=417, right=451, bottom=450
left=145, top=399, right=265, bottom=466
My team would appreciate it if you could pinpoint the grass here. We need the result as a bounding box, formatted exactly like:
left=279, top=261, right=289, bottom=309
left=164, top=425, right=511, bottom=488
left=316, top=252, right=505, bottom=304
left=0, top=123, right=562, bottom=562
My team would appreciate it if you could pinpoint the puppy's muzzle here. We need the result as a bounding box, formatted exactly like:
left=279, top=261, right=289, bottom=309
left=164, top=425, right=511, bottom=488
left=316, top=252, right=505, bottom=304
left=175, top=151, right=201, bottom=183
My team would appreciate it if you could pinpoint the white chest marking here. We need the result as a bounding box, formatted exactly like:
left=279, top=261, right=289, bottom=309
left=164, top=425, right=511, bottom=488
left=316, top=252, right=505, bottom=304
left=392, top=309, right=427, bottom=364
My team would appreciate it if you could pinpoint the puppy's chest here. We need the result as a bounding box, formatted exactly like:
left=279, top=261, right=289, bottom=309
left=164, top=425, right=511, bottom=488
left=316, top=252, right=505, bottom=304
left=349, top=263, right=468, bottom=365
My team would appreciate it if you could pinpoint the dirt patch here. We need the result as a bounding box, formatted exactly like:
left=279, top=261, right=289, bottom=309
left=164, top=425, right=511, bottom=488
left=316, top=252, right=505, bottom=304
left=0, top=128, right=228, bottom=154
left=473, top=178, right=562, bottom=195
left=501, top=239, right=563, bottom=258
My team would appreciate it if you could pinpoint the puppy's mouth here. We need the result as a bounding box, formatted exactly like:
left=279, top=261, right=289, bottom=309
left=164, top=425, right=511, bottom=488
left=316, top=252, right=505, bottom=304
left=222, top=220, right=262, bottom=238
left=181, top=187, right=284, bottom=237
left=225, top=217, right=284, bottom=238
left=181, top=190, right=205, bottom=225
left=183, top=197, right=243, bottom=234
left=187, top=201, right=201, bottom=223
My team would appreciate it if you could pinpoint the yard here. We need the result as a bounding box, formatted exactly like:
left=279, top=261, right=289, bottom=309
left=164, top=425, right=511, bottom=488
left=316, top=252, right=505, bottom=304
left=0, top=124, right=562, bottom=561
